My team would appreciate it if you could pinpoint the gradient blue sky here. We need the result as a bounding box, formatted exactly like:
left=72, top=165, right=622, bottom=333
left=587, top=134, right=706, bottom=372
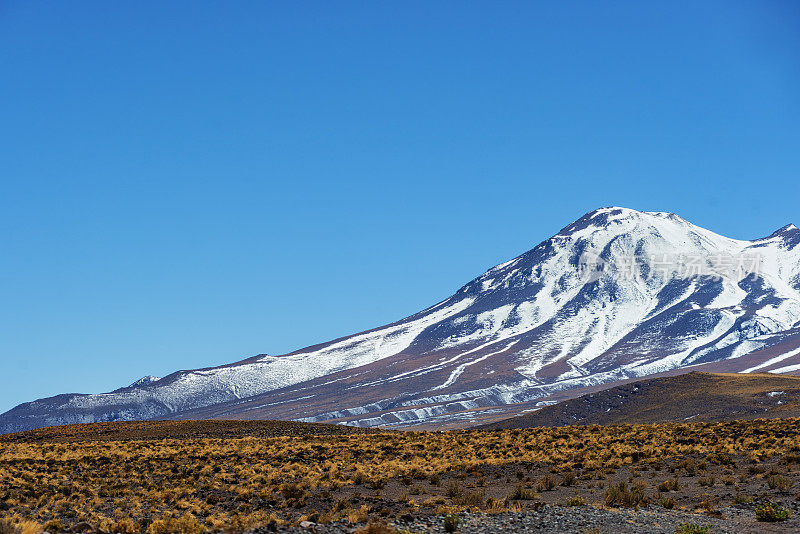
left=1, top=1, right=799, bottom=412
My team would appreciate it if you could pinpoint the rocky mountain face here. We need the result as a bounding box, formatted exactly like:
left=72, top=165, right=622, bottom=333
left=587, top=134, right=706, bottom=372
left=3, top=207, right=800, bottom=433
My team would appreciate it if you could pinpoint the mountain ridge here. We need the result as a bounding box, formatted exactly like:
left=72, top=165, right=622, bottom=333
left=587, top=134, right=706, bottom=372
left=3, top=206, right=800, bottom=433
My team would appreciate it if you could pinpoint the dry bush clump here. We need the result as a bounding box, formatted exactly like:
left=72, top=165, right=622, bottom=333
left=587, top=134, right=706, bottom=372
left=354, top=521, right=397, bottom=534
left=604, top=482, right=647, bottom=508
left=755, top=502, right=791, bottom=522
left=659, top=496, right=675, bottom=509
left=0, top=519, right=41, bottom=534
left=658, top=478, right=680, bottom=492
left=0, top=520, right=18, bottom=534
left=565, top=496, right=584, bottom=506
left=767, top=474, right=793, bottom=492
left=536, top=474, right=557, bottom=492
left=148, top=514, right=205, bottom=534
left=508, top=485, right=539, bottom=501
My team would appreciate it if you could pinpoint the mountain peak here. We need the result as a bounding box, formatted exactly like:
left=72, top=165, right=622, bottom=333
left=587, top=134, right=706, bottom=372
left=772, top=223, right=798, bottom=235
left=556, top=206, right=686, bottom=238
left=765, top=223, right=800, bottom=248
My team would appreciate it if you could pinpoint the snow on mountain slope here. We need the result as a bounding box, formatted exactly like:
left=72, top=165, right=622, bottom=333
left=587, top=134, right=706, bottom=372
left=2, top=207, right=800, bottom=433
left=122, top=376, right=162, bottom=389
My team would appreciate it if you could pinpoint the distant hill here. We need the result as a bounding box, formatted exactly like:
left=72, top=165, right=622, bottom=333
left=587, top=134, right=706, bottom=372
left=0, top=419, right=376, bottom=443
left=480, top=372, right=800, bottom=429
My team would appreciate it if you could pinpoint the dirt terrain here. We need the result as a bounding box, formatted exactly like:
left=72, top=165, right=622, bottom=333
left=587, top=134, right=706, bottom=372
left=0, top=419, right=373, bottom=443
left=2, top=418, right=800, bottom=533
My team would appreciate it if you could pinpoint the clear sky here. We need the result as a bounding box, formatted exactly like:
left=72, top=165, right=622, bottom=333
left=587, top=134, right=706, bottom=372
left=1, top=1, right=799, bottom=412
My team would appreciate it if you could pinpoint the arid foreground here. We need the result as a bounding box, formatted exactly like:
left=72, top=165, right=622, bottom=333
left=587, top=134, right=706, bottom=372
left=2, top=419, right=800, bottom=533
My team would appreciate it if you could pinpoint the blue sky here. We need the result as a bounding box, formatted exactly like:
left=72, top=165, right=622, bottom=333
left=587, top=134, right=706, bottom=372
left=1, top=1, right=799, bottom=412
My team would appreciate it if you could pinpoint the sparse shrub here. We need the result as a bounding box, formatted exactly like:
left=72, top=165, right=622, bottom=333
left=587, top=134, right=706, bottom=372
left=698, top=476, right=715, bottom=487
left=536, top=474, right=557, bottom=491
left=783, top=453, right=800, bottom=464
left=43, top=520, right=64, bottom=533
left=604, top=482, right=647, bottom=508
left=333, top=498, right=350, bottom=513
left=560, top=471, right=576, bottom=487
left=445, top=483, right=463, bottom=499
left=148, top=514, right=204, bottom=534
left=0, top=520, right=40, bottom=534
left=508, top=485, right=539, bottom=500
left=347, top=505, right=371, bottom=524
left=698, top=498, right=718, bottom=514
left=658, top=478, right=680, bottom=492
left=443, top=514, right=459, bottom=533
left=280, top=483, right=306, bottom=500
left=109, top=519, right=138, bottom=534
left=756, top=502, right=791, bottom=522
left=677, top=459, right=697, bottom=476
left=733, top=494, right=753, bottom=505
left=409, top=467, right=427, bottom=480
left=429, top=473, right=441, bottom=486
left=659, top=497, right=675, bottom=509
left=675, top=523, right=711, bottom=534
left=485, top=497, right=507, bottom=513
left=705, top=452, right=734, bottom=466
left=452, top=490, right=484, bottom=507
left=354, top=521, right=397, bottom=534
left=767, top=475, right=793, bottom=491
left=566, top=496, right=585, bottom=506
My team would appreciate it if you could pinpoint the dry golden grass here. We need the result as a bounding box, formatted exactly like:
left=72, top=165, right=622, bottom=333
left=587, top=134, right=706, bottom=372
left=0, top=518, right=43, bottom=534
left=2, top=418, right=800, bottom=530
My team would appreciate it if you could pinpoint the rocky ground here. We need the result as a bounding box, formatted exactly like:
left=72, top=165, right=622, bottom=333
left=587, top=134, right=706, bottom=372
left=248, top=503, right=800, bottom=533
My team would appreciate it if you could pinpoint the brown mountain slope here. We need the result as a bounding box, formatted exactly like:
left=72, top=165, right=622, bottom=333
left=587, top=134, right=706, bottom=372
left=480, top=372, right=800, bottom=429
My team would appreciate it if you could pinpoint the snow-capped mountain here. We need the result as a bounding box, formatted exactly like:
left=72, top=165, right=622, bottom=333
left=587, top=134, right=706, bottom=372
left=3, top=207, right=800, bottom=433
